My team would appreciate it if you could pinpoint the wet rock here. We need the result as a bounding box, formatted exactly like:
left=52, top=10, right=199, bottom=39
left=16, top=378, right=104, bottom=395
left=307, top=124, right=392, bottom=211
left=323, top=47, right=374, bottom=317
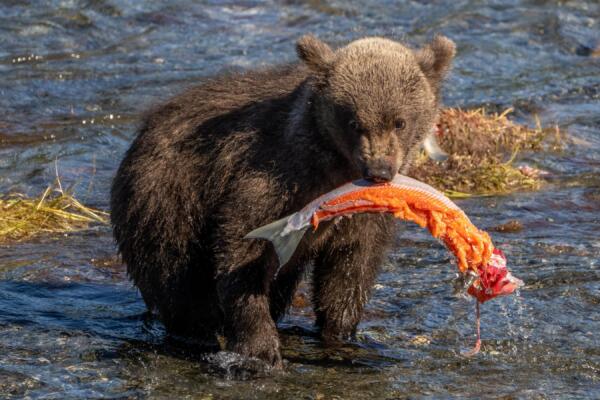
left=409, top=335, right=432, bottom=347
left=575, top=44, right=600, bottom=57
left=0, top=370, right=45, bottom=397
left=488, top=220, right=524, bottom=233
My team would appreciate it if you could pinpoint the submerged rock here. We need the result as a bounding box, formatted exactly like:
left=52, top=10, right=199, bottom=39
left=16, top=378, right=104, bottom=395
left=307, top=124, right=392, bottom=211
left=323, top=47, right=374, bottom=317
left=489, top=220, right=524, bottom=234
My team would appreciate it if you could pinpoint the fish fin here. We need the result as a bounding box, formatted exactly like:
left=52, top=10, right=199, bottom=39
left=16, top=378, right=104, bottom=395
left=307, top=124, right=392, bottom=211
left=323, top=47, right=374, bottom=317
left=423, top=131, right=448, bottom=161
left=245, top=216, right=308, bottom=267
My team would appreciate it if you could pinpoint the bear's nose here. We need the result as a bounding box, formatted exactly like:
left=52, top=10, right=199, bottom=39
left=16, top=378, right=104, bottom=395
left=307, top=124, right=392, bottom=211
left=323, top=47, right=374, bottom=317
left=363, top=160, right=394, bottom=183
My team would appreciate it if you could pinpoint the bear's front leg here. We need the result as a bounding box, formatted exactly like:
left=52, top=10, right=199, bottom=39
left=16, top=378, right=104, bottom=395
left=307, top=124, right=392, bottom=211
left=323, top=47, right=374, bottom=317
left=312, top=215, right=395, bottom=342
left=216, top=257, right=283, bottom=369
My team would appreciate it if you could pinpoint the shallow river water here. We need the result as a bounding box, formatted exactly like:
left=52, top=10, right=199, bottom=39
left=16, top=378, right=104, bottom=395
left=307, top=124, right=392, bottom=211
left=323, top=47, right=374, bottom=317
left=1, top=1, right=599, bottom=398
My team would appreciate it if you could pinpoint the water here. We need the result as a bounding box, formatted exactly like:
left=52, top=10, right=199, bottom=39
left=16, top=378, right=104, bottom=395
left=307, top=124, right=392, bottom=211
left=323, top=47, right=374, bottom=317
left=1, top=0, right=599, bottom=398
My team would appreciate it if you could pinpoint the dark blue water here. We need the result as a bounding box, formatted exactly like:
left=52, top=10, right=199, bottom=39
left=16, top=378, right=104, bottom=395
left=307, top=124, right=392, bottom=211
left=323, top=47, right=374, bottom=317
left=1, top=1, right=599, bottom=398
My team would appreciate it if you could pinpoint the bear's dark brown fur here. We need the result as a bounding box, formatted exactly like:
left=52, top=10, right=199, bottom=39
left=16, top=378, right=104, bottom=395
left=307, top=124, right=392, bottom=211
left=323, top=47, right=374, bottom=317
left=111, top=35, right=455, bottom=368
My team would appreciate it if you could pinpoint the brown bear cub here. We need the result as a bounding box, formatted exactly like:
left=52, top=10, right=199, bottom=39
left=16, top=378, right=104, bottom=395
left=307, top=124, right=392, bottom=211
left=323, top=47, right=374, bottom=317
left=111, top=34, right=455, bottom=368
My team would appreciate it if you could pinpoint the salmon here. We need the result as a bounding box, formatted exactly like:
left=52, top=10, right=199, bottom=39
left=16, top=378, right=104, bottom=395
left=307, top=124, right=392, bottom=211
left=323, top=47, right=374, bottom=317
left=245, top=174, right=523, bottom=355
left=247, top=174, right=491, bottom=271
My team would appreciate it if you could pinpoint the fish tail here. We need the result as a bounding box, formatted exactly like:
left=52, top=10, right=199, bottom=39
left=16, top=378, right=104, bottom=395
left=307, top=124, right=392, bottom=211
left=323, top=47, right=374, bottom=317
left=244, top=216, right=308, bottom=267
left=423, top=130, right=448, bottom=161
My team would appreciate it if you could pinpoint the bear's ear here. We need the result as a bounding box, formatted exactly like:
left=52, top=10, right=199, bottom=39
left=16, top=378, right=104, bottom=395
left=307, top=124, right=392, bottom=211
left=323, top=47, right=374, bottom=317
left=416, top=35, right=456, bottom=100
left=296, top=35, right=334, bottom=77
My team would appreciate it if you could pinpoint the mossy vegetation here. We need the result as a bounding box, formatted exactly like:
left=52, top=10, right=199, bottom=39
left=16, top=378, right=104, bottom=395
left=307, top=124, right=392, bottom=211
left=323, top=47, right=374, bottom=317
left=410, top=107, right=562, bottom=197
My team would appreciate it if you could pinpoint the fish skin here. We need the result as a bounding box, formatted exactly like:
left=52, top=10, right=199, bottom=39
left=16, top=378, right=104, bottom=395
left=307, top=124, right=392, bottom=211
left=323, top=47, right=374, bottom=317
left=285, top=174, right=462, bottom=234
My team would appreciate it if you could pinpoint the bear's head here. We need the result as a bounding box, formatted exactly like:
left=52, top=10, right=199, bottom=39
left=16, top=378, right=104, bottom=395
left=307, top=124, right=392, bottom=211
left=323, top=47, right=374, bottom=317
left=297, top=34, right=455, bottom=182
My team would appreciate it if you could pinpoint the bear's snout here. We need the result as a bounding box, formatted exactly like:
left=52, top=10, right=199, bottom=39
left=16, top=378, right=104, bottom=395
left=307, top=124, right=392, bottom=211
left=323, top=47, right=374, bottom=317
left=363, top=158, right=396, bottom=183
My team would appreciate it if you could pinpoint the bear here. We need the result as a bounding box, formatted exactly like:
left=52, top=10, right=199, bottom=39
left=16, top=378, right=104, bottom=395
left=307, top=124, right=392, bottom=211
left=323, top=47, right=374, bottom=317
left=110, top=34, right=456, bottom=369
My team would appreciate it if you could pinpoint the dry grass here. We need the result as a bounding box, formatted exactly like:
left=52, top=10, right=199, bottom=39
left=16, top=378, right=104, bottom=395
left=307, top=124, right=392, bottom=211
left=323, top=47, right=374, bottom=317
left=0, top=180, right=108, bottom=243
left=410, top=107, right=562, bottom=197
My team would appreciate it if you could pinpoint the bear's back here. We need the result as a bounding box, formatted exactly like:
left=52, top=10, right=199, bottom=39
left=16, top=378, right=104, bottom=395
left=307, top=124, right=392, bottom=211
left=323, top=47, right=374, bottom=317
left=110, top=63, right=312, bottom=279
left=140, top=64, right=308, bottom=143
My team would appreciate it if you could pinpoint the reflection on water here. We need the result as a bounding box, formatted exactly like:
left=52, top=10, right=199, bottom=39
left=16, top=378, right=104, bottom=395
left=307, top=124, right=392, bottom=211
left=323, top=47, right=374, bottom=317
left=0, top=0, right=599, bottom=398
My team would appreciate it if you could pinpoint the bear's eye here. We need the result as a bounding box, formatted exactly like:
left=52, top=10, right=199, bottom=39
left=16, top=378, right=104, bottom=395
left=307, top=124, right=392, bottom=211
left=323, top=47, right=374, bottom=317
left=394, top=119, right=406, bottom=131
left=348, top=119, right=360, bottom=131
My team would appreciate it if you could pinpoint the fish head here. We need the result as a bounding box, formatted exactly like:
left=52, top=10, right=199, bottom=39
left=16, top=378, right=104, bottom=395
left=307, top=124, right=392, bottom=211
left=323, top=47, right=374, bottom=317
left=296, top=35, right=456, bottom=179
left=467, top=249, right=524, bottom=303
